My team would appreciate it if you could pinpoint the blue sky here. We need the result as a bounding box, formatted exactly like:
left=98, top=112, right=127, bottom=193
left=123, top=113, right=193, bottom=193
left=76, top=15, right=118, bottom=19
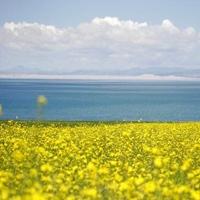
left=0, top=0, right=200, bottom=29
left=0, top=0, right=200, bottom=79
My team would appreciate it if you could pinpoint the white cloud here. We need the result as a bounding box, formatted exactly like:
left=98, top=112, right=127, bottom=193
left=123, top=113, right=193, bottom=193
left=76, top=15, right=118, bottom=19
left=161, top=19, right=179, bottom=33
left=0, top=17, right=200, bottom=77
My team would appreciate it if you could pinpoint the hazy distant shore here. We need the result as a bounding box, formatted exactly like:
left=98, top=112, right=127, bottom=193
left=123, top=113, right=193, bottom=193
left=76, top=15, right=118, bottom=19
left=0, top=74, right=200, bottom=81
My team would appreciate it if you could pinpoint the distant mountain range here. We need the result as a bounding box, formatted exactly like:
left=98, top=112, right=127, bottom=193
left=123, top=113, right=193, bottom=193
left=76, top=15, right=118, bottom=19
left=1, top=66, right=200, bottom=79
left=67, top=67, right=200, bottom=78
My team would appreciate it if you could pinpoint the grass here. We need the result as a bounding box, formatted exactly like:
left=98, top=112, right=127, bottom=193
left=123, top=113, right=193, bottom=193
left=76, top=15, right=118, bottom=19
left=0, top=121, right=199, bottom=199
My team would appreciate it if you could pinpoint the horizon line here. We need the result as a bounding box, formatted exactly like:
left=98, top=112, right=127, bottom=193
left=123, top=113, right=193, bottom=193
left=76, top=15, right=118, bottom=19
left=0, top=73, right=200, bottom=81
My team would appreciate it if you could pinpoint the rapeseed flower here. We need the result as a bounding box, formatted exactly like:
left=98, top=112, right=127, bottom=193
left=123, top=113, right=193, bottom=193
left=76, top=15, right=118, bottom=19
left=0, top=121, right=199, bottom=199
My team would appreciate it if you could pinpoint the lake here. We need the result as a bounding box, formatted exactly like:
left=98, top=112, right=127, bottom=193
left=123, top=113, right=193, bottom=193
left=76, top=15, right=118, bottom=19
left=0, top=79, right=200, bottom=121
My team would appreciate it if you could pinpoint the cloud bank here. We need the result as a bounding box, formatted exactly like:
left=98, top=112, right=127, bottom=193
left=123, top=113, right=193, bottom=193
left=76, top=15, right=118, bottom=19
left=0, top=17, right=200, bottom=79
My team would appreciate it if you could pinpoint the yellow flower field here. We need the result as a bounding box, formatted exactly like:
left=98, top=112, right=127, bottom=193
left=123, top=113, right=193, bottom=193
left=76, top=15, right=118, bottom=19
left=0, top=121, right=200, bottom=199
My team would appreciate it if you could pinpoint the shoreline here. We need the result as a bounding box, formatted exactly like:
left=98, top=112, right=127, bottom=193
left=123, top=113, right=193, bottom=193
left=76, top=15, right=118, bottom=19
left=1, top=120, right=200, bottom=124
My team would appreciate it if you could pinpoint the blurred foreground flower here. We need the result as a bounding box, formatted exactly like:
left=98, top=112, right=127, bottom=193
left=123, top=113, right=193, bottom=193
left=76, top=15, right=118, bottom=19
left=0, top=104, right=3, bottom=116
left=37, top=95, right=48, bottom=119
left=37, top=95, right=48, bottom=106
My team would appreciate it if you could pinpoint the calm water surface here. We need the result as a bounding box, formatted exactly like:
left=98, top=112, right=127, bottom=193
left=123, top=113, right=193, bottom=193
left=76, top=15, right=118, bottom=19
left=0, top=79, right=200, bottom=121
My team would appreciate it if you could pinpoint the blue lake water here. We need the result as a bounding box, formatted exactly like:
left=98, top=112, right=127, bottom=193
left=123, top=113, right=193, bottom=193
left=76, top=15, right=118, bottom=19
left=0, top=79, right=200, bottom=121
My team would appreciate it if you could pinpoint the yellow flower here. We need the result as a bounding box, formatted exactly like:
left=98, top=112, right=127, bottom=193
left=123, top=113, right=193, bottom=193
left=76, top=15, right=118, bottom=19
left=122, top=131, right=131, bottom=137
left=82, top=188, right=97, bottom=198
left=110, top=160, right=117, bottom=166
left=1, top=121, right=200, bottom=199
left=151, top=147, right=160, bottom=155
left=66, top=195, right=75, bottom=200
left=144, top=181, right=156, bottom=193
left=134, top=177, right=144, bottom=186
left=37, top=95, right=48, bottom=106
left=24, top=192, right=46, bottom=200
left=154, top=157, right=163, bottom=168
left=162, top=187, right=170, bottom=196
left=190, top=190, right=200, bottom=200
left=87, top=162, right=96, bottom=171
left=114, top=173, right=123, bottom=182
left=98, top=166, right=109, bottom=175
left=36, top=147, right=46, bottom=155
left=0, top=189, right=9, bottom=200
left=30, top=169, right=38, bottom=177
left=119, top=180, right=134, bottom=192
left=60, top=185, right=69, bottom=193
left=40, top=164, right=53, bottom=173
left=181, top=159, right=192, bottom=171
left=12, top=150, right=24, bottom=162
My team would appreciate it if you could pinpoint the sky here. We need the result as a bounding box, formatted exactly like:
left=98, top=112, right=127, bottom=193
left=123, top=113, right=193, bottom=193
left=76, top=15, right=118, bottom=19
left=0, top=0, right=200, bottom=79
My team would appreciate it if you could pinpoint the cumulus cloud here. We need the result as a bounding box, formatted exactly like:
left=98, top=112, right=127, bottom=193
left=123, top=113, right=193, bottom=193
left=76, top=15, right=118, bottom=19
left=0, top=17, right=200, bottom=77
